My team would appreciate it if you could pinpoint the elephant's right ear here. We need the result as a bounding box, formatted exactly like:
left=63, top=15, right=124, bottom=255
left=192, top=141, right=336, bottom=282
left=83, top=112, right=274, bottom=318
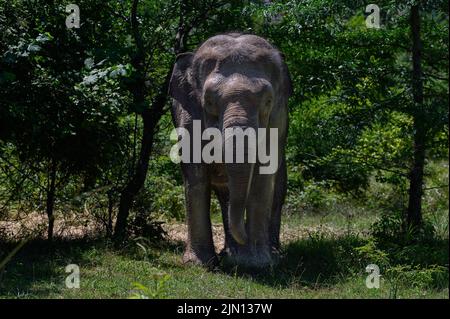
left=169, top=52, right=196, bottom=106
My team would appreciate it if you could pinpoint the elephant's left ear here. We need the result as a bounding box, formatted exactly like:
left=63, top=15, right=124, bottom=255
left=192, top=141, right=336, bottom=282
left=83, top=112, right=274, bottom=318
left=279, top=52, right=293, bottom=97
left=169, top=52, right=195, bottom=104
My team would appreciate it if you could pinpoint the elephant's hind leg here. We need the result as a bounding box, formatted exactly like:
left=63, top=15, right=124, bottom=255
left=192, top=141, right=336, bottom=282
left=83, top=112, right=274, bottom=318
left=270, top=157, right=287, bottom=250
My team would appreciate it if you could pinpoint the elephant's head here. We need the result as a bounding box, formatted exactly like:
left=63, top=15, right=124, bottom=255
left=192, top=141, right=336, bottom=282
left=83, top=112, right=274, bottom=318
left=169, top=33, right=292, bottom=245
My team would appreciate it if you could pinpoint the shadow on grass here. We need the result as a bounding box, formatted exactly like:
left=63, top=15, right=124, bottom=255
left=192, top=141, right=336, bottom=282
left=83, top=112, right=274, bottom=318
left=114, top=237, right=187, bottom=271
left=217, top=234, right=367, bottom=289
left=0, top=235, right=187, bottom=298
left=217, top=233, right=449, bottom=290
left=1, top=232, right=447, bottom=297
left=0, top=237, right=108, bottom=297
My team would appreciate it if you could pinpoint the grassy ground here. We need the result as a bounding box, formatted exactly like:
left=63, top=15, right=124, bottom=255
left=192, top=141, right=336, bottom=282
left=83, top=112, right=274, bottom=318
left=0, top=211, right=448, bottom=299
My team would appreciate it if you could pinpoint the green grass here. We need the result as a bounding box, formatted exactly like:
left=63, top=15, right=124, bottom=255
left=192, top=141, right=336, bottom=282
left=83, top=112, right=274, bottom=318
left=0, top=212, right=448, bottom=299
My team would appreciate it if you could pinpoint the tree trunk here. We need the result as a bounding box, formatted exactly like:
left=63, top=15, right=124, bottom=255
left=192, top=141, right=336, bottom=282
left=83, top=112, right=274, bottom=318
left=113, top=0, right=189, bottom=240
left=46, top=160, right=57, bottom=241
left=114, top=109, right=155, bottom=239
left=406, top=5, right=425, bottom=229
left=107, top=190, right=114, bottom=237
left=113, top=72, right=172, bottom=240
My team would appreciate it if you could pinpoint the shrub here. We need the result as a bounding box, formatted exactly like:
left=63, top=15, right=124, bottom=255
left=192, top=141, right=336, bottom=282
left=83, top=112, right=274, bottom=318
left=130, top=271, right=171, bottom=299
left=128, top=188, right=166, bottom=241
left=386, top=264, right=448, bottom=298
left=284, top=180, right=344, bottom=216
left=370, top=210, right=437, bottom=249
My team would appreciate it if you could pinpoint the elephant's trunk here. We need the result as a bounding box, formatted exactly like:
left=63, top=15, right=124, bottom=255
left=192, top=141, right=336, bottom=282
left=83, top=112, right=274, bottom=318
left=222, top=103, right=258, bottom=245
left=226, top=161, right=254, bottom=245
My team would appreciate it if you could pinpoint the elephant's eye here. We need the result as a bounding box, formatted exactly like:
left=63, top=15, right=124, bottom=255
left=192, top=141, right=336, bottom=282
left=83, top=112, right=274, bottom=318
left=203, top=97, right=210, bottom=107
left=204, top=96, right=213, bottom=109
left=264, top=96, right=274, bottom=110
left=260, top=96, right=273, bottom=121
left=203, top=95, right=219, bottom=117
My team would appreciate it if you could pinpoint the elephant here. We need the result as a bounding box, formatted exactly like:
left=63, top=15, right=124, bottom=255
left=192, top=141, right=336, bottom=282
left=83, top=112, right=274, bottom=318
left=168, top=33, right=292, bottom=268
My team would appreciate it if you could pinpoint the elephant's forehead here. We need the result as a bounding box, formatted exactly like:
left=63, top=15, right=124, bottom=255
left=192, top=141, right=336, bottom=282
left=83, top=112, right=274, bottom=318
left=197, top=33, right=274, bottom=52
left=194, top=43, right=278, bottom=68
left=193, top=35, right=281, bottom=87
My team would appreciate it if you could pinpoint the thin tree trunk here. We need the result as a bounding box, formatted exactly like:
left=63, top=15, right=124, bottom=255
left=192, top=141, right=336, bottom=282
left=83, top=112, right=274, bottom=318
left=46, top=160, right=57, bottom=241
left=107, top=190, right=114, bottom=237
left=407, top=5, right=425, bottom=229
left=114, top=110, right=154, bottom=239
left=113, top=0, right=150, bottom=240
left=113, top=0, right=188, bottom=240
left=113, top=72, right=172, bottom=240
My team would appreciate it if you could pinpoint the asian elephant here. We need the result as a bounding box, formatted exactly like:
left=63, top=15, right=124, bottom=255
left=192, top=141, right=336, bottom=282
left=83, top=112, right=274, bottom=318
left=168, top=33, right=292, bottom=268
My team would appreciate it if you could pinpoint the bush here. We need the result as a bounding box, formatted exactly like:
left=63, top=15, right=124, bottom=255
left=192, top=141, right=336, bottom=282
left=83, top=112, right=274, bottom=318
left=385, top=264, right=448, bottom=299
left=146, top=175, right=185, bottom=221
left=355, top=238, right=448, bottom=297
left=371, top=211, right=437, bottom=249
left=128, top=188, right=166, bottom=241
left=284, top=181, right=342, bottom=216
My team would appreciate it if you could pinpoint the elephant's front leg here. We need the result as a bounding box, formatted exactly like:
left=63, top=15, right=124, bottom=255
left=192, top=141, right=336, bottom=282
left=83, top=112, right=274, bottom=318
left=182, top=164, right=217, bottom=266
left=245, top=172, right=277, bottom=267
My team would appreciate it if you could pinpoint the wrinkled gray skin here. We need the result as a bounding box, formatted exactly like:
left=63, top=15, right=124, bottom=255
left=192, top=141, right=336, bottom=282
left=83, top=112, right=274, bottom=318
left=169, top=33, right=291, bottom=268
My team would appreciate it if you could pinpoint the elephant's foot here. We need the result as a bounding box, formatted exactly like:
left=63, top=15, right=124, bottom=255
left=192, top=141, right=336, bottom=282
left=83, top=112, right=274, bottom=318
left=183, top=246, right=218, bottom=268
left=220, top=245, right=278, bottom=269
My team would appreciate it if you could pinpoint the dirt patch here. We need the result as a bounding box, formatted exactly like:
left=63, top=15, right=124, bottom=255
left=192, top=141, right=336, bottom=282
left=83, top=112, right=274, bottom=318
left=0, top=211, right=101, bottom=240
left=163, top=222, right=225, bottom=251
left=1, top=212, right=345, bottom=246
